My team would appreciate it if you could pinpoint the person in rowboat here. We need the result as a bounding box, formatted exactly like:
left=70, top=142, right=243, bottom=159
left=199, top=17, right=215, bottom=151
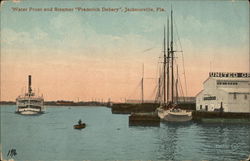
left=78, top=119, right=82, bottom=125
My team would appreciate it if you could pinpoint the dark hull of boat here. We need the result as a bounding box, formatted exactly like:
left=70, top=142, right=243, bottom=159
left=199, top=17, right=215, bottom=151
left=74, top=123, right=86, bottom=129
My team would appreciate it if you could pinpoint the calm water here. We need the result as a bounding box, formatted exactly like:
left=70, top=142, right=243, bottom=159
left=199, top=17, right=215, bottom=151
left=1, top=105, right=250, bottom=161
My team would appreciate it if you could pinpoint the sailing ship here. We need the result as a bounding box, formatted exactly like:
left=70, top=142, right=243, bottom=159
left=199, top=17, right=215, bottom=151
left=156, top=9, right=192, bottom=122
left=16, top=75, right=45, bottom=115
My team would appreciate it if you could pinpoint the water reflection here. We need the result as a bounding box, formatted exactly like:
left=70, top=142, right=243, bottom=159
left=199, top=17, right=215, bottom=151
left=155, top=122, right=250, bottom=161
left=156, top=122, right=193, bottom=160
left=197, top=123, right=250, bottom=160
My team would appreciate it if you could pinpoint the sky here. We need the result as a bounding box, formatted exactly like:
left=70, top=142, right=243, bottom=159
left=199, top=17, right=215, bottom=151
left=0, top=0, right=249, bottom=102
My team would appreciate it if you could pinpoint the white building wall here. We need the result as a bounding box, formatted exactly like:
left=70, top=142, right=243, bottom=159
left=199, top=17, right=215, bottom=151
left=227, top=93, right=250, bottom=112
left=196, top=89, right=229, bottom=112
left=196, top=76, right=250, bottom=113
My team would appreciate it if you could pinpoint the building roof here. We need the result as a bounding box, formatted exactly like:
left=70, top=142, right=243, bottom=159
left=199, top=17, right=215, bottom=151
left=220, top=88, right=250, bottom=94
left=195, top=90, right=204, bottom=97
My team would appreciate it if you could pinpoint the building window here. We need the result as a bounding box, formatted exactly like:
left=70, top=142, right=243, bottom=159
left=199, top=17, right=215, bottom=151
left=203, top=96, right=216, bottom=101
left=205, top=105, right=208, bottom=111
left=245, top=94, right=247, bottom=100
left=200, top=105, right=202, bottom=110
left=233, top=93, right=237, bottom=99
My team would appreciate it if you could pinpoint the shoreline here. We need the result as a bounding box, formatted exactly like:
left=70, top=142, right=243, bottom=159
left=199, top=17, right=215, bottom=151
left=0, top=101, right=111, bottom=107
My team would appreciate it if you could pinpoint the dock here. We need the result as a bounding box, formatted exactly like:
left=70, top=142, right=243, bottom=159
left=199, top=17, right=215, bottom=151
left=128, top=110, right=250, bottom=126
left=192, top=111, right=250, bottom=123
left=112, top=103, right=159, bottom=114
left=112, top=102, right=195, bottom=114
left=129, top=112, right=160, bottom=126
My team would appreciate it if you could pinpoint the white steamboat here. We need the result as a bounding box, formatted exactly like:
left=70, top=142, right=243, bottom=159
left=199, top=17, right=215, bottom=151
left=16, top=75, right=45, bottom=115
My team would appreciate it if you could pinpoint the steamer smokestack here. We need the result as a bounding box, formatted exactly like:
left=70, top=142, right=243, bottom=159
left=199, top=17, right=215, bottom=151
left=28, top=75, right=32, bottom=94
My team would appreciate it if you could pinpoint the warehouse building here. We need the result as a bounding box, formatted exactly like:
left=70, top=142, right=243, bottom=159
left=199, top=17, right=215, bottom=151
left=196, top=72, right=250, bottom=113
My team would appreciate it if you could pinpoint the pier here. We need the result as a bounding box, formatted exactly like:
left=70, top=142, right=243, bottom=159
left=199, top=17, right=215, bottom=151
left=129, top=112, right=160, bottom=126
left=192, top=111, right=250, bottom=123
left=111, top=103, right=159, bottom=114
left=112, top=102, right=195, bottom=114
left=128, top=110, right=250, bottom=126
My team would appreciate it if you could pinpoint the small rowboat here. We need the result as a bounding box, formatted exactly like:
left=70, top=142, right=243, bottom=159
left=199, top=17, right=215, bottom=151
left=74, top=123, right=86, bottom=129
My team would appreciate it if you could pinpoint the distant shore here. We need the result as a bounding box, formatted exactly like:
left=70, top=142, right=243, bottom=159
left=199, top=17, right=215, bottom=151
left=0, top=101, right=111, bottom=107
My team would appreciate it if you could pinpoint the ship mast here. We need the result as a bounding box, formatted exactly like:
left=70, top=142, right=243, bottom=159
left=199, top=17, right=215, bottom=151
left=141, top=63, right=144, bottom=104
left=167, top=17, right=170, bottom=103
left=176, top=65, right=179, bottom=104
left=157, top=77, right=161, bottom=103
left=170, top=8, right=174, bottom=103
left=163, top=26, right=166, bottom=105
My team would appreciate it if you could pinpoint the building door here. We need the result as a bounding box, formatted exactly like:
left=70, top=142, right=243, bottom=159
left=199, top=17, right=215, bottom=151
left=205, top=105, right=208, bottom=111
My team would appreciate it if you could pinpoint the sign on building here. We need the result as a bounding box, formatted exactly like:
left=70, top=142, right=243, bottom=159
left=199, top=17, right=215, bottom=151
left=209, top=72, right=250, bottom=78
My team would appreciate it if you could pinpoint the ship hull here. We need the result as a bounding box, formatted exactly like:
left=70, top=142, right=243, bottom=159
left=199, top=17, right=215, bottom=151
left=16, top=110, right=44, bottom=115
left=16, top=107, right=45, bottom=115
left=163, top=112, right=192, bottom=122
left=157, top=108, right=192, bottom=122
left=74, top=123, right=86, bottom=129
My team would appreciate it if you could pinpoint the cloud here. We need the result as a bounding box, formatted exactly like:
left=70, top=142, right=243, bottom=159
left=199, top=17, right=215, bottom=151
left=1, top=27, right=50, bottom=49
left=45, top=13, right=158, bottom=60
left=174, top=13, right=248, bottom=50
left=35, top=29, right=48, bottom=40
left=1, top=28, right=31, bottom=45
